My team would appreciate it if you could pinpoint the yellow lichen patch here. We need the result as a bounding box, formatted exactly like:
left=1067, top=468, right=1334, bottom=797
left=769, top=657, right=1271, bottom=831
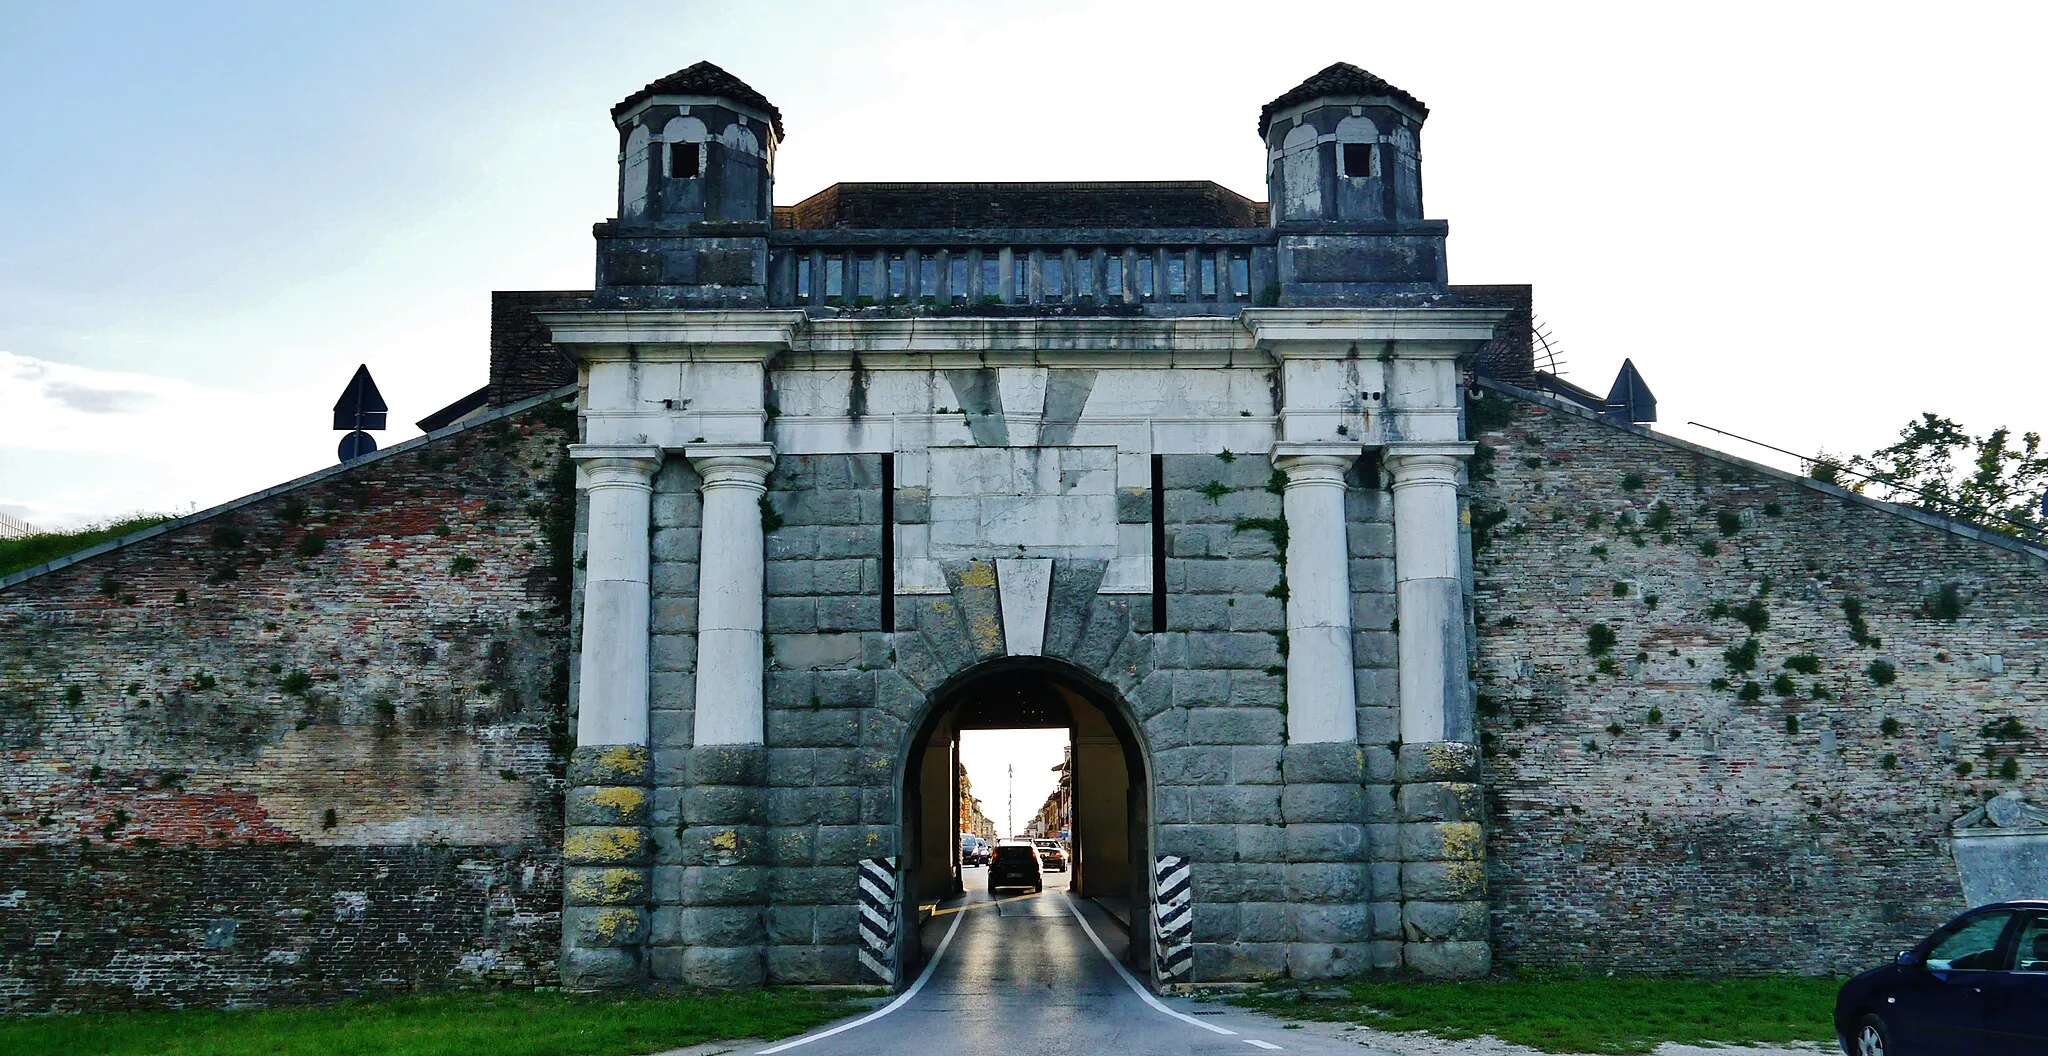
left=597, top=745, right=649, bottom=780
left=959, top=562, right=997, bottom=588
left=1421, top=742, right=1472, bottom=777
left=586, top=907, right=642, bottom=943
left=1443, top=860, right=1486, bottom=896
left=566, top=867, right=646, bottom=905
left=970, top=611, right=1003, bottom=652
left=588, top=786, right=648, bottom=817
left=1438, top=822, right=1483, bottom=861
left=563, top=826, right=649, bottom=864
left=708, top=828, right=747, bottom=865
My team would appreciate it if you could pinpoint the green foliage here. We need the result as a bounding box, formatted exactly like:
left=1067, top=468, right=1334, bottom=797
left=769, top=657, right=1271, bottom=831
left=1232, top=516, right=1289, bottom=552
left=1611, top=581, right=1629, bottom=597
left=1763, top=502, right=1783, bottom=517
left=1465, top=392, right=1515, bottom=433
left=1587, top=624, right=1617, bottom=656
left=1841, top=596, right=1879, bottom=647
left=0, top=515, right=174, bottom=578
left=1882, top=753, right=1900, bottom=771
left=1642, top=592, right=1660, bottom=610
left=1771, top=673, right=1797, bottom=696
left=1471, top=507, right=1511, bottom=551
left=192, top=672, right=217, bottom=691
left=1620, top=472, right=1645, bottom=492
left=1785, top=715, right=1800, bottom=734
left=1926, top=582, right=1965, bottom=621
left=1982, top=716, right=2031, bottom=741
left=1881, top=716, right=1902, bottom=736
left=1199, top=480, right=1231, bottom=502
left=1646, top=708, right=1663, bottom=724
left=210, top=523, right=246, bottom=549
left=448, top=555, right=478, bottom=575
left=1644, top=502, right=1673, bottom=531
left=64, top=685, right=83, bottom=706
left=1957, top=761, right=1975, bottom=777
left=1265, top=470, right=1288, bottom=496
left=0, top=989, right=866, bottom=1056
left=1468, top=443, right=1497, bottom=483
left=1716, top=510, right=1743, bottom=536
left=1698, top=539, right=1720, bottom=557
left=1605, top=722, right=1624, bottom=736
left=1737, top=681, right=1763, bottom=701
left=1230, top=975, right=1840, bottom=1054
left=1710, top=678, right=1731, bottom=691
left=1216, top=449, right=1236, bottom=463
left=321, top=808, right=338, bottom=830
left=2000, top=757, right=2021, bottom=780
left=278, top=671, right=313, bottom=696
left=1867, top=659, right=1897, bottom=686
left=296, top=533, right=327, bottom=557
left=1723, top=637, right=1761, bottom=673
left=1783, top=654, right=1822, bottom=675
left=1850, top=411, right=2048, bottom=535
left=278, top=497, right=307, bottom=522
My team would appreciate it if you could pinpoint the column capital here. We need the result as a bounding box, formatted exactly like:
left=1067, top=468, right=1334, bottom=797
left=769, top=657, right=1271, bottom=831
left=569, top=444, right=663, bottom=487
left=687, top=443, right=776, bottom=490
left=1271, top=441, right=1362, bottom=485
left=1384, top=442, right=1475, bottom=490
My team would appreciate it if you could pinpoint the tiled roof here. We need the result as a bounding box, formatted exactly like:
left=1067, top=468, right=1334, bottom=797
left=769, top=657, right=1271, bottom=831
left=612, top=61, right=785, bottom=139
left=1257, top=62, right=1426, bottom=137
left=782, top=182, right=1267, bottom=230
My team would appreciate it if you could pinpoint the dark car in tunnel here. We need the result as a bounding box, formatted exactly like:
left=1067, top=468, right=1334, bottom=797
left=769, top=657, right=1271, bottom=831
left=1834, top=900, right=2048, bottom=1055
left=988, top=841, right=1043, bottom=894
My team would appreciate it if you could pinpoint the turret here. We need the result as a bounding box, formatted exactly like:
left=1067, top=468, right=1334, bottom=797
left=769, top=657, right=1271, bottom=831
left=611, top=61, right=782, bottom=228
left=1260, top=63, right=1426, bottom=225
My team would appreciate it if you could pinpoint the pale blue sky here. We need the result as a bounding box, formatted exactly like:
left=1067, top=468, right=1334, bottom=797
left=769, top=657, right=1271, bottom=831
left=6, top=1, right=2048, bottom=528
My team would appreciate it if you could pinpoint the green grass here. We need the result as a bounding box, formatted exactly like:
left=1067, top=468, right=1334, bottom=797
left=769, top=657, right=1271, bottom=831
left=0, top=988, right=867, bottom=1056
left=0, top=516, right=172, bottom=579
left=1230, top=975, right=1840, bottom=1055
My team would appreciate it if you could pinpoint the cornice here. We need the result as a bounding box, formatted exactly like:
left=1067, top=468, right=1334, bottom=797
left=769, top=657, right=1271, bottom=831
left=539, top=310, right=806, bottom=360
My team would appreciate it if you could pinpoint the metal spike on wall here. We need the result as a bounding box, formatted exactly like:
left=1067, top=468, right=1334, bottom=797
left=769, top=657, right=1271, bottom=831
left=1153, top=855, right=1193, bottom=981
left=857, top=856, right=899, bottom=985
left=1530, top=316, right=1567, bottom=377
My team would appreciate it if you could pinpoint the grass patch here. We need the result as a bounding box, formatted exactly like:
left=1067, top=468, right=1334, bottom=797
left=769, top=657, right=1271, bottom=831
left=1230, top=975, right=1839, bottom=1055
left=0, top=988, right=866, bottom=1056
left=0, top=516, right=173, bottom=579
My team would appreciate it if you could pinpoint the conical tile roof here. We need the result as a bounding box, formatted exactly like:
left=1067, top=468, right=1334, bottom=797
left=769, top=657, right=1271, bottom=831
left=613, top=60, right=784, bottom=139
left=1258, top=62, right=1426, bottom=137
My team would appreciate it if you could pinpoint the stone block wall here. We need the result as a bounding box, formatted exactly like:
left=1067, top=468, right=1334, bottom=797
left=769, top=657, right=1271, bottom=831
left=1470, top=383, right=2048, bottom=974
left=0, top=396, right=578, bottom=1010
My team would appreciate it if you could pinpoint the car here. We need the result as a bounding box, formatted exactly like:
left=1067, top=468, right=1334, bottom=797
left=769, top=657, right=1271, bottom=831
left=1033, top=839, right=1067, bottom=872
left=962, top=836, right=990, bottom=867
left=987, top=841, right=1042, bottom=894
left=1834, top=899, right=2048, bottom=1055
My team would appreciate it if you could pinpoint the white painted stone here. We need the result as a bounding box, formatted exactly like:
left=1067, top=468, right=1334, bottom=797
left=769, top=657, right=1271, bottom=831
left=689, top=443, right=776, bottom=746
left=996, top=558, right=1053, bottom=656
left=570, top=445, right=662, bottom=748
left=1387, top=443, right=1473, bottom=744
left=1273, top=444, right=1362, bottom=744
left=927, top=447, right=1117, bottom=560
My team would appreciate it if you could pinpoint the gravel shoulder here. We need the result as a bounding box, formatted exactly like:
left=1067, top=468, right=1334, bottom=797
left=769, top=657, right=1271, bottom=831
left=1278, top=1017, right=1837, bottom=1056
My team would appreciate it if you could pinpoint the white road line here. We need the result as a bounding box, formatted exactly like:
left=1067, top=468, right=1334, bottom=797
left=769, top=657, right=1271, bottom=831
left=1245, top=1041, right=1283, bottom=1050
left=756, top=903, right=967, bottom=1054
left=1062, top=892, right=1237, bottom=1037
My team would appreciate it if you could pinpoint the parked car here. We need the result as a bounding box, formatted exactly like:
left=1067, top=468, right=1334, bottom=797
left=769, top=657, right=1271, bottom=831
left=1834, top=899, right=2048, bottom=1055
left=1033, top=838, right=1068, bottom=872
left=987, top=841, right=1042, bottom=894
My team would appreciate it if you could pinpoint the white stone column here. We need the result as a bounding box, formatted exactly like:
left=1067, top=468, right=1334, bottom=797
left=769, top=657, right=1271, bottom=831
left=571, top=445, right=663, bottom=749
left=1385, top=443, right=1475, bottom=745
left=1272, top=443, right=1363, bottom=744
left=689, top=443, right=776, bottom=746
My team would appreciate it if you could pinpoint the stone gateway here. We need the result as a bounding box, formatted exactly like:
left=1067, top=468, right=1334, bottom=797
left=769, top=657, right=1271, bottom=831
left=1, top=61, right=2041, bottom=1009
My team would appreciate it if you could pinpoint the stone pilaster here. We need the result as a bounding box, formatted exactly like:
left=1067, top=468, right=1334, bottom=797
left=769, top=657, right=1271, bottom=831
left=1394, top=742, right=1488, bottom=977
left=659, top=745, right=769, bottom=987
left=562, top=745, right=655, bottom=987
left=1272, top=443, right=1363, bottom=744
left=690, top=444, right=776, bottom=746
left=562, top=445, right=661, bottom=989
left=1280, top=742, right=1370, bottom=978
left=1384, top=442, right=1486, bottom=978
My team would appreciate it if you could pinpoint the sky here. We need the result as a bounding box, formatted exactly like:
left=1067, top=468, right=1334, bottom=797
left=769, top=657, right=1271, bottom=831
left=959, top=728, right=1069, bottom=839
left=5, top=1, right=2047, bottom=531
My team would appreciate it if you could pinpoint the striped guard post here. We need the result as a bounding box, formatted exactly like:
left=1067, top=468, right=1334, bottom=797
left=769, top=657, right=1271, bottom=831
left=857, top=856, right=899, bottom=985
left=1153, top=854, right=1193, bottom=981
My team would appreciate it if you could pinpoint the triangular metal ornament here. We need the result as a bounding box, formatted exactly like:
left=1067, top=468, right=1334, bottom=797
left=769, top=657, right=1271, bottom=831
left=332, top=365, right=389, bottom=432
left=1604, top=359, right=1656, bottom=424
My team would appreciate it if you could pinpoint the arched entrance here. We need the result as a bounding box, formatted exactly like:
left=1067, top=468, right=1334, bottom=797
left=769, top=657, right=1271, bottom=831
left=895, top=657, right=1155, bottom=984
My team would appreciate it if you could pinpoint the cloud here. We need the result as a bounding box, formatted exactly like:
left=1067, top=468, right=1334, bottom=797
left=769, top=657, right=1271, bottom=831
left=42, top=380, right=155, bottom=414
left=0, top=350, right=337, bottom=529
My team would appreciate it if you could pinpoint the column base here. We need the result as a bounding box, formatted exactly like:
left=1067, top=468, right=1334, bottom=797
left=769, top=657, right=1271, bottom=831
left=1393, top=740, right=1490, bottom=979
left=562, top=745, right=654, bottom=989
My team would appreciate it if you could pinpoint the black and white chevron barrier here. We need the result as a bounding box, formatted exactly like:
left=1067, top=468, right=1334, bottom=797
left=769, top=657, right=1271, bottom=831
left=1153, top=854, right=1193, bottom=981
left=857, top=856, right=899, bottom=985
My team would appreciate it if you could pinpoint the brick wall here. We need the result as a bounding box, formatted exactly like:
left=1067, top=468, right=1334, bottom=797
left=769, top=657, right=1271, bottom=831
left=1469, top=384, right=2047, bottom=974
left=0, top=395, right=579, bottom=1010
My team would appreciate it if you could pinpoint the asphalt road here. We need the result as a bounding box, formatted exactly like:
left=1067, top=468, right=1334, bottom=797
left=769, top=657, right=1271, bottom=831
left=749, top=869, right=1397, bottom=1056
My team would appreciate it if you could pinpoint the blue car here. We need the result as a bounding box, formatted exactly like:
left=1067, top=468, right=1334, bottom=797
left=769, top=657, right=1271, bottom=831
left=1834, top=900, right=2048, bottom=1055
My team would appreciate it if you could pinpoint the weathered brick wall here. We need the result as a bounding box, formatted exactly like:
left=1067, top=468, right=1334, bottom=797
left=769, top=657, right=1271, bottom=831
left=0, top=396, right=579, bottom=1010
left=1469, top=384, right=2047, bottom=974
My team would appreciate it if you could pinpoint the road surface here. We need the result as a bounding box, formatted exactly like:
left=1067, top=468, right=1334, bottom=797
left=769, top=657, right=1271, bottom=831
left=749, top=869, right=1395, bottom=1056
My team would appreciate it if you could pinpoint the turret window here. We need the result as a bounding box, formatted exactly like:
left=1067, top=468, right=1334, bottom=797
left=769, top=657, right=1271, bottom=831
left=1340, top=141, right=1376, bottom=179
left=668, top=141, right=702, bottom=179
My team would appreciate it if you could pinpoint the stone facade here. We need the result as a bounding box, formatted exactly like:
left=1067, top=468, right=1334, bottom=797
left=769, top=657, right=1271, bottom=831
left=0, top=394, right=579, bottom=1010
left=1469, top=382, right=2048, bottom=974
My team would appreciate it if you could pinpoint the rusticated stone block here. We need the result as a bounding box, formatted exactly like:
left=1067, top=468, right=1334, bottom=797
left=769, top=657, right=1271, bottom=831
left=569, top=744, right=653, bottom=787
left=1400, top=821, right=1484, bottom=862
left=561, top=947, right=640, bottom=990
left=566, top=785, right=650, bottom=827
left=1395, top=741, right=1479, bottom=784
left=1397, top=782, right=1483, bottom=825
left=1404, top=939, right=1491, bottom=979
left=1401, top=860, right=1487, bottom=902
left=565, top=865, right=649, bottom=907
left=565, top=905, right=647, bottom=947
left=563, top=826, right=654, bottom=866
left=1403, top=900, right=1489, bottom=943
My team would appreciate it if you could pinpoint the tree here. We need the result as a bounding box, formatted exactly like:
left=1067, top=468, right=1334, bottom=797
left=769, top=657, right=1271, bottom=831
left=1833, top=413, right=2048, bottom=536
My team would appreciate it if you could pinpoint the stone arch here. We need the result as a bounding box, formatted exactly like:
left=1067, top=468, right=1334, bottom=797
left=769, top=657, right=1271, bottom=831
left=891, top=653, right=1160, bottom=984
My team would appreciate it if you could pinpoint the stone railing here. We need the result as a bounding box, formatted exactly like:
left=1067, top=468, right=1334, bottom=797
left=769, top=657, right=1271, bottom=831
left=766, top=232, right=1276, bottom=313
